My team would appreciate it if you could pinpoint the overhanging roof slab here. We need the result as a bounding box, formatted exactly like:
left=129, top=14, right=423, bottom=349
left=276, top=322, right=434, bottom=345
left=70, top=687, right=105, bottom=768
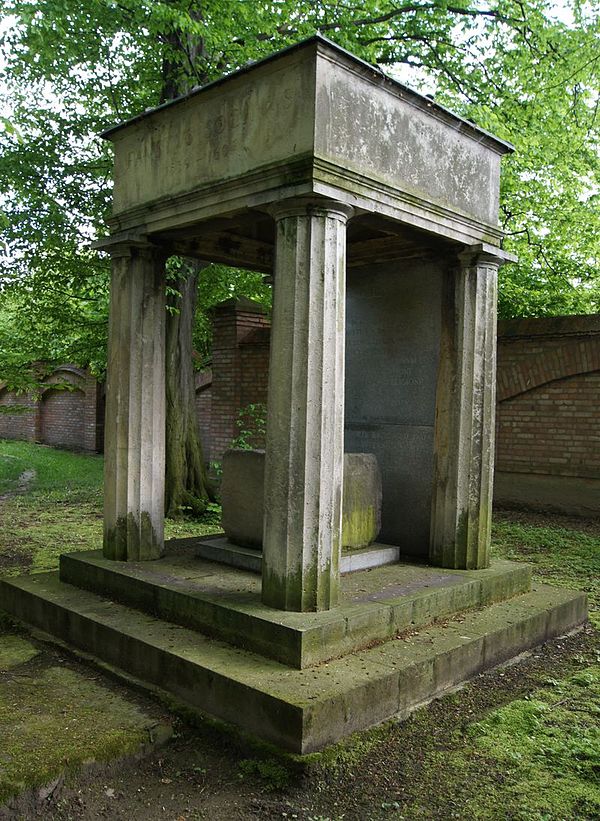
left=105, top=36, right=512, bottom=248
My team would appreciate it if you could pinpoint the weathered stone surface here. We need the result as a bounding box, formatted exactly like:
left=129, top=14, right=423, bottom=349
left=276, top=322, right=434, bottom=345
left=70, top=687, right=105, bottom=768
left=221, top=449, right=382, bottom=552
left=221, top=449, right=265, bottom=549
left=105, top=37, right=511, bottom=248
left=0, top=570, right=587, bottom=754
left=345, top=259, right=443, bottom=558
left=430, top=249, right=500, bottom=570
left=262, top=200, right=352, bottom=613
left=103, top=243, right=166, bottom=561
left=342, top=453, right=382, bottom=548
left=58, top=547, right=533, bottom=669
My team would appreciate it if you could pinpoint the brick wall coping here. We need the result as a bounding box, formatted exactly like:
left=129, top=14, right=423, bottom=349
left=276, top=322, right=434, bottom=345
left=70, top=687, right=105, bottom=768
left=211, top=297, right=267, bottom=315
left=0, top=364, right=89, bottom=395
left=498, top=314, right=600, bottom=339
left=195, top=369, right=213, bottom=391
left=240, top=327, right=271, bottom=346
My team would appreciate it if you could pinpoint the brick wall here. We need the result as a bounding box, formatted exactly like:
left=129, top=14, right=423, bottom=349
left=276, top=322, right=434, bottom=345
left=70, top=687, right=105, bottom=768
left=0, top=389, right=38, bottom=441
left=201, top=309, right=599, bottom=514
left=0, top=366, right=104, bottom=453
left=4, top=310, right=596, bottom=516
left=195, top=369, right=213, bottom=460
left=495, top=315, right=600, bottom=515
left=207, top=298, right=270, bottom=461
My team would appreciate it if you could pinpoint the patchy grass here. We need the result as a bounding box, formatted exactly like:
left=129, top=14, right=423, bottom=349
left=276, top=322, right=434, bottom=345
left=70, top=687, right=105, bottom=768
left=0, top=440, right=222, bottom=577
left=455, top=665, right=600, bottom=820
left=0, top=439, right=104, bottom=496
left=493, top=509, right=600, bottom=626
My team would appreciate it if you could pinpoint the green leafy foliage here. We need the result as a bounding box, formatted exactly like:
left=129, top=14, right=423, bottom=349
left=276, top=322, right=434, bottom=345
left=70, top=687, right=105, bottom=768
left=230, top=402, right=267, bottom=451
left=0, top=0, right=598, bottom=388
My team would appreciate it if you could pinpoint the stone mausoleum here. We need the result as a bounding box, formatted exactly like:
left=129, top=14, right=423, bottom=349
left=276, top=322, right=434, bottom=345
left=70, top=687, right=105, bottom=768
left=0, top=37, right=587, bottom=753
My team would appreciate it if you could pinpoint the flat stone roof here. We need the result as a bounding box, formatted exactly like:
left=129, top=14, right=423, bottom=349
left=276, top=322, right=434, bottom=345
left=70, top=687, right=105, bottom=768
left=101, top=34, right=514, bottom=156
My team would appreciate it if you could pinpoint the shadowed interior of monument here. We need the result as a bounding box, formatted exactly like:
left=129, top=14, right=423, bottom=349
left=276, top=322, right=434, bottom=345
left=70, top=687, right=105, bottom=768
left=162, top=210, right=458, bottom=567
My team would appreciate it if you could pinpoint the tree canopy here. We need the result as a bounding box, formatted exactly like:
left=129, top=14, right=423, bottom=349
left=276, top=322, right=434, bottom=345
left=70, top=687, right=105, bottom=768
left=0, top=0, right=598, bottom=389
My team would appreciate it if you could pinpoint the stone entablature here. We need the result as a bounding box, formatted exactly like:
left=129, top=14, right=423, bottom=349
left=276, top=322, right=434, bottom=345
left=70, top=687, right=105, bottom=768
left=104, top=35, right=512, bottom=255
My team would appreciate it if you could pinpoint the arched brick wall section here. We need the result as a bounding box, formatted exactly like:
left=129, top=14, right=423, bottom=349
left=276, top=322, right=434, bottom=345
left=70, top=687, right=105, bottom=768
left=0, top=366, right=104, bottom=452
left=497, top=337, right=600, bottom=402
left=495, top=315, right=600, bottom=515
left=0, top=386, right=38, bottom=441
left=496, top=370, right=600, bottom=478
left=40, top=383, right=86, bottom=450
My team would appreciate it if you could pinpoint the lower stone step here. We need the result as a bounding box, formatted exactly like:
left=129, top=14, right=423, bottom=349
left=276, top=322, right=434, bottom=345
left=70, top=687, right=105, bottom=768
left=0, top=572, right=587, bottom=754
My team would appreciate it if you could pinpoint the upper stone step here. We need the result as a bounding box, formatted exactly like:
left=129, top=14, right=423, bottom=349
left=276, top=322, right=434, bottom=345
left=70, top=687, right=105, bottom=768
left=58, top=545, right=531, bottom=668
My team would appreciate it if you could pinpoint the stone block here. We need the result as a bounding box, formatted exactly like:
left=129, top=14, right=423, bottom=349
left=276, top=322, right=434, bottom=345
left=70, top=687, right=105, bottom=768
left=342, top=453, right=382, bottom=549
left=220, top=449, right=265, bottom=549
left=221, top=449, right=382, bottom=550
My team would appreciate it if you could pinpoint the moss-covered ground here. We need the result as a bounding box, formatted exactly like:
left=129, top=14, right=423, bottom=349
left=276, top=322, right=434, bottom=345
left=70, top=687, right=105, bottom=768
left=0, top=440, right=599, bottom=819
left=0, top=634, right=172, bottom=808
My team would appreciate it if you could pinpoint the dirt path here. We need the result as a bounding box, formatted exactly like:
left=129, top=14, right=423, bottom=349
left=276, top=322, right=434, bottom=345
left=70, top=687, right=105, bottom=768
left=0, top=468, right=36, bottom=502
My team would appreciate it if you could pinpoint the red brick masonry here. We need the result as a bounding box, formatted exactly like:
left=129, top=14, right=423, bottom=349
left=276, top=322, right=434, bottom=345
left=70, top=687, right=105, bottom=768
left=0, top=366, right=104, bottom=453
left=495, top=315, right=599, bottom=515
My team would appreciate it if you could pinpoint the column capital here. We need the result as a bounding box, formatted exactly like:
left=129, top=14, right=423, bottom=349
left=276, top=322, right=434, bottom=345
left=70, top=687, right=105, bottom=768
left=458, top=242, right=517, bottom=269
left=268, top=197, right=354, bottom=223
left=93, top=232, right=167, bottom=261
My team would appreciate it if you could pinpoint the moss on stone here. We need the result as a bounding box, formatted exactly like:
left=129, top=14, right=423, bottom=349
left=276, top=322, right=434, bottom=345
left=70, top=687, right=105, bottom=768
left=0, top=662, right=167, bottom=805
left=342, top=505, right=377, bottom=550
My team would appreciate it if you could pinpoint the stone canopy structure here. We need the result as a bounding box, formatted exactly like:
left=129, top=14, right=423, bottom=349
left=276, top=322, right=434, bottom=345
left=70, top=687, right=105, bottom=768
left=1, top=37, right=586, bottom=754
left=100, top=35, right=513, bottom=610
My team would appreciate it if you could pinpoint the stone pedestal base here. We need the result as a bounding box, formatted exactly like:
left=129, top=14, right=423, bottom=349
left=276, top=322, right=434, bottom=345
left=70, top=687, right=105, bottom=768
left=0, top=548, right=586, bottom=754
left=221, top=450, right=382, bottom=550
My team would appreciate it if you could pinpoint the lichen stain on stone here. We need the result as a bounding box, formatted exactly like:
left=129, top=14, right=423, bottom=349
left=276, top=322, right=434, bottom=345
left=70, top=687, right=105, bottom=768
left=342, top=506, right=377, bottom=550
left=104, top=512, right=162, bottom=562
left=262, top=557, right=338, bottom=613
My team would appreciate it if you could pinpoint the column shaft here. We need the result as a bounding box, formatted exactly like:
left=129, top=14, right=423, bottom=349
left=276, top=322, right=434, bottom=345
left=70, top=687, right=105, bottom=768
left=262, top=200, right=352, bottom=611
left=103, top=244, right=166, bottom=561
left=430, top=251, right=499, bottom=569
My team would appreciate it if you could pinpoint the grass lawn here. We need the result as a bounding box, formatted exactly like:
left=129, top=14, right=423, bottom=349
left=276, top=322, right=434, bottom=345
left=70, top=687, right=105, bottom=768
left=0, top=439, right=221, bottom=578
left=0, top=440, right=598, bottom=819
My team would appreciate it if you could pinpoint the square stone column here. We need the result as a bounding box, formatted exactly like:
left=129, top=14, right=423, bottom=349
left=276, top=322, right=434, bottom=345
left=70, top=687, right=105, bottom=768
left=103, top=242, right=167, bottom=561
left=262, top=199, right=353, bottom=612
left=430, top=249, right=500, bottom=569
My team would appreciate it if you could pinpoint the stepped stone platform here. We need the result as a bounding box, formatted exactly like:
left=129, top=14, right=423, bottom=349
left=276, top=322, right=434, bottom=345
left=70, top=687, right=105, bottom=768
left=0, top=543, right=587, bottom=753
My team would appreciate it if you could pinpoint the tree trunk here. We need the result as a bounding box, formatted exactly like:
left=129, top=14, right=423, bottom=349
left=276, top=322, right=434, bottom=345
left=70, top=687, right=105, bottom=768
left=161, top=21, right=214, bottom=518
left=165, top=264, right=212, bottom=517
